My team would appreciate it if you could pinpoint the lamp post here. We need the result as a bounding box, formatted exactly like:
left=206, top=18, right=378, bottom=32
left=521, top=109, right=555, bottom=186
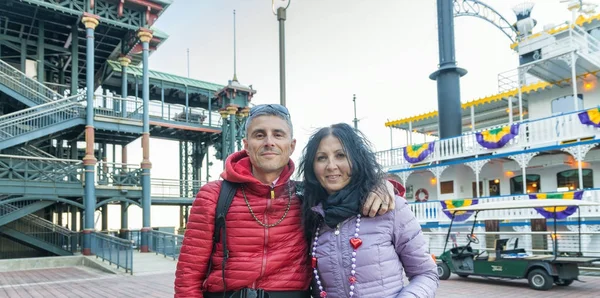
left=273, top=0, right=290, bottom=107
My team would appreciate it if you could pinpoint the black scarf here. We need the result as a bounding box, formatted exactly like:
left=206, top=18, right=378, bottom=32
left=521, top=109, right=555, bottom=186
left=322, top=187, right=361, bottom=228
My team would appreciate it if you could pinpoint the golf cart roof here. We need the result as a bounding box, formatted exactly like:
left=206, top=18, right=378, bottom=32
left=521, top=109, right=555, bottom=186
left=443, top=199, right=600, bottom=212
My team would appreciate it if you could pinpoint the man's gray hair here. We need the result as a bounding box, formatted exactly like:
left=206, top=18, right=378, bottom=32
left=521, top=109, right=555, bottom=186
left=244, top=106, right=294, bottom=138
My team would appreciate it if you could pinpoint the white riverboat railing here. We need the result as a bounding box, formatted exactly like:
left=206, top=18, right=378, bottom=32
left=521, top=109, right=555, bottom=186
left=409, top=189, right=600, bottom=223
left=377, top=107, right=600, bottom=170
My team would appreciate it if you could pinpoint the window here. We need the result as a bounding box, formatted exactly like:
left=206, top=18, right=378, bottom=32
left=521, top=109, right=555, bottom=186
left=510, top=174, right=541, bottom=194
left=489, top=179, right=501, bottom=196
left=440, top=181, right=454, bottom=194
left=556, top=169, right=593, bottom=190
left=551, top=94, right=583, bottom=114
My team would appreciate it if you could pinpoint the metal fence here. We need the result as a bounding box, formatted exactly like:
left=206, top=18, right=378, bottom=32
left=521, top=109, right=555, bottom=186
left=148, top=230, right=184, bottom=260
left=90, top=231, right=134, bottom=274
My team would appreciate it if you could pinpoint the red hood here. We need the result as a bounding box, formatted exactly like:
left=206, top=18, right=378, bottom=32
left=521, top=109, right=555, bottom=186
left=389, top=180, right=406, bottom=197
left=221, top=150, right=295, bottom=186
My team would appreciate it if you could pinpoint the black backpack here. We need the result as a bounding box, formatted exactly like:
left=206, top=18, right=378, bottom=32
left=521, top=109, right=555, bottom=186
left=206, top=180, right=238, bottom=294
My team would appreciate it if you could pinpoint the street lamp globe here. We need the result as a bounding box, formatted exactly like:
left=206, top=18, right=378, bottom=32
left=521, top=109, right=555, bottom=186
left=272, top=0, right=290, bottom=14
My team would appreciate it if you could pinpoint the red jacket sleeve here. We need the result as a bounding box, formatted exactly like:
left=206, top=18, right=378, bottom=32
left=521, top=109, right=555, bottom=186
left=174, top=181, right=221, bottom=298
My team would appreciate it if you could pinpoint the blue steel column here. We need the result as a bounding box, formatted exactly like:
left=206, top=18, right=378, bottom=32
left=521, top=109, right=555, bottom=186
left=118, top=56, right=131, bottom=117
left=228, top=105, right=237, bottom=155
left=70, top=24, right=79, bottom=96
left=37, top=21, right=45, bottom=85
left=138, top=29, right=153, bottom=253
left=81, top=13, right=100, bottom=256
left=429, top=0, right=467, bottom=140
left=219, top=108, right=229, bottom=168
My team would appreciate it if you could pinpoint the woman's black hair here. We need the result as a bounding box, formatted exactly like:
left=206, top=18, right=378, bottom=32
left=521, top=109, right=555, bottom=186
left=298, top=123, right=384, bottom=243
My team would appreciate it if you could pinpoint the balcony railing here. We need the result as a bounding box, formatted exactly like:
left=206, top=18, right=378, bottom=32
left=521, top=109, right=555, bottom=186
left=376, top=107, right=600, bottom=169
left=151, top=178, right=207, bottom=198
left=408, top=189, right=600, bottom=223
left=92, top=95, right=222, bottom=127
left=0, top=154, right=83, bottom=183
left=97, top=162, right=142, bottom=187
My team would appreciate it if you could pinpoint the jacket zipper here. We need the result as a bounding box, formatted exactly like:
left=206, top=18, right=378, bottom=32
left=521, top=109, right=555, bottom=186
left=253, top=185, right=273, bottom=288
left=336, top=218, right=352, bottom=296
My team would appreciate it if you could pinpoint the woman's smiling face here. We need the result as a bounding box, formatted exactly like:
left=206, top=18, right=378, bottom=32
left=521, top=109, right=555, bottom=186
left=313, top=135, right=352, bottom=194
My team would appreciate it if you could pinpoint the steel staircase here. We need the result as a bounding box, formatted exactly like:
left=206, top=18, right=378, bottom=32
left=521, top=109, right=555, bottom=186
left=0, top=59, right=63, bottom=107
left=0, top=95, right=85, bottom=151
left=0, top=200, right=77, bottom=255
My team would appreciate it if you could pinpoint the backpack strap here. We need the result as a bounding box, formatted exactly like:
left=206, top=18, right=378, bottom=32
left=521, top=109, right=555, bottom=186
left=206, top=180, right=238, bottom=296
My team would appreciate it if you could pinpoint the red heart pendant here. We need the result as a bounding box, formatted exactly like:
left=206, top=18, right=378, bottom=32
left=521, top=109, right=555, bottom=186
left=349, top=276, right=357, bottom=284
left=349, top=237, right=362, bottom=249
left=312, top=257, right=317, bottom=268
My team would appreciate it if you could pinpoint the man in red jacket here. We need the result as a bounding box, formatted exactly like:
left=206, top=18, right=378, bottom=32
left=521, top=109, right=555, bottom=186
left=174, top=104, right=396, bottom=298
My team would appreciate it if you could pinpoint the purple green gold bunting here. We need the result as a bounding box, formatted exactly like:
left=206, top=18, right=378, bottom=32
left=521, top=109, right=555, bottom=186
left=403, top=142, right=435, bottom=164
left=475, top=123, right=520, bottom=149
left=440, top=199, right=479, bottom=221
left=528, top=191, right=583, bottom=219
left=578, top=107, right=600, bottom=128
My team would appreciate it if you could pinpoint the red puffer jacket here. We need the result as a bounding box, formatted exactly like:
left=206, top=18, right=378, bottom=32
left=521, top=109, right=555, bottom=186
left=174, top=151, right=311, bottom=297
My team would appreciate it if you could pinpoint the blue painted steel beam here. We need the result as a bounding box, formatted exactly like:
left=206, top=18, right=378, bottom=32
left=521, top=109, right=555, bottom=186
left=20, top=0, right=145, bottom=31
left=96, top=197, right=141, bottom=209
left=37, top=21, right=45, bottom=84
left=0, top=201, right=54, bottom=226
left=71, top=24, right=79, bottom=96
left=94, top=121, right=143, bottom=134
left=0, top=226, right=73, bottom=256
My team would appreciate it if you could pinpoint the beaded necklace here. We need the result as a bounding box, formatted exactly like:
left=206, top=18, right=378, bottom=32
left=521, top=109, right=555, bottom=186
left=311, top=214, right=362, bottom=297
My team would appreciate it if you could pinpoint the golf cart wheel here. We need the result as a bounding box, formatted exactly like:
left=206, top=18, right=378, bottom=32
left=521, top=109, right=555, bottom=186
left=458, top=274, right=469, bottom=278
left=437, top=263, right=451, bottom=280
left=555, top=279, right=574, bottom=286
left=527, top=269, right=553, bottom=291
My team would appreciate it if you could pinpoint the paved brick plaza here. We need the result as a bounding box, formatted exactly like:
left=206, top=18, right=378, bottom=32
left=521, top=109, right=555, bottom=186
left=1, top=267, right=599, bottom=297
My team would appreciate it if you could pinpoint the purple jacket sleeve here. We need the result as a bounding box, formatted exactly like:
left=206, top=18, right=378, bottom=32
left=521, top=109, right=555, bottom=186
left=392, top=197, right=439, bottom=298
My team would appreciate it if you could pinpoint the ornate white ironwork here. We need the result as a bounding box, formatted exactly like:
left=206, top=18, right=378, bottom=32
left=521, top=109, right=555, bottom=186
left=508, top=152, right=538, bottom=168
left=429, top=165, right=448, bottom=178
left=453, top=0, right=517, bottom=43
left=561, top=144, right=598, bottom=161
left=465, top=160, right=487, bottom=175
left=398, top=170, right=413, bottom=185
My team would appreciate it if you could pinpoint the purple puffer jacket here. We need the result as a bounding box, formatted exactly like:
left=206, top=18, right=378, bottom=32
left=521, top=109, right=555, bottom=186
left=311, top=196, right=438, bottom=298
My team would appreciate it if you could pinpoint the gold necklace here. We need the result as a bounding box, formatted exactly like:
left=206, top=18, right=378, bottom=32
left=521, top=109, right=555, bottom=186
left=242, top=181, right=292, bottom=228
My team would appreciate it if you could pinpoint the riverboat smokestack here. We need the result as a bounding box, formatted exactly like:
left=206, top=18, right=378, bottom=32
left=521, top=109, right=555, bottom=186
left=429, top=0, right=467, bottom=139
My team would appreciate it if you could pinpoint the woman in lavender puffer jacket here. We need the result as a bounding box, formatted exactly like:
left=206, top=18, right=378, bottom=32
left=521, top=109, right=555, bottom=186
left=299, top=123, right=439, bottom=298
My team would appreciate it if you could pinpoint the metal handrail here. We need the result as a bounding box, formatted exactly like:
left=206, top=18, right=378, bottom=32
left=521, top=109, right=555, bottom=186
left=94, top=94, right=223, bottom=127
left=0, top=58, right=63, bottom=103
left=0, top=94, right=81, bottom=122
left=148, top=230, right=184, bottom=260
left=90, top=231, right=134, bottom=274
left=1, top=202, right=78, bottom=252
left=0, top=154, right=82, bottom=164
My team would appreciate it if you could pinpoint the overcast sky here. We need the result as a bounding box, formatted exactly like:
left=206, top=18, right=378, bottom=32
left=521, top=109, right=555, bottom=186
left=108, top=0, right=587, bottom=229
